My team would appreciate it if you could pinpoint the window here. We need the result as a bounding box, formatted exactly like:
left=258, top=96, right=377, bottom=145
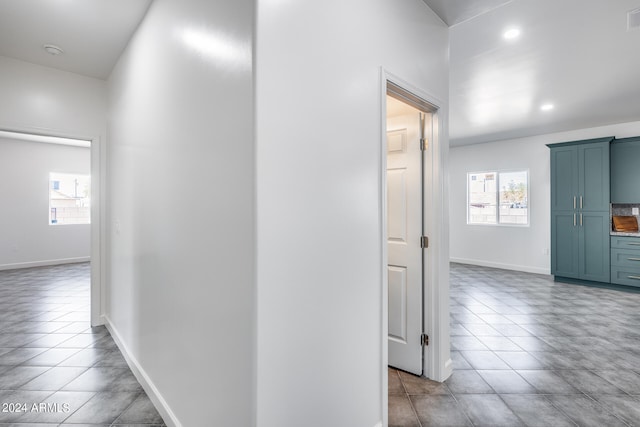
left=49, top=173, right=91, bottom=225
left=468, top=170, right=528, bottom=225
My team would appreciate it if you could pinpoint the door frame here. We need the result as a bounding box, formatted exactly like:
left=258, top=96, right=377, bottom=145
left=379, top=69, right=452, bottom=426
left=0, top=123, right=105, bottom=327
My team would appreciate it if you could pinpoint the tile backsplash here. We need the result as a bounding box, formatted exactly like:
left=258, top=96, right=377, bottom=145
left=611, top=203, right=640, bottom=216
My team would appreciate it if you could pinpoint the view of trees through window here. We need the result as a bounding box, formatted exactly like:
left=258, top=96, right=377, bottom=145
left=49, top=173, right=91, bottom=225
left=468, top=170, right=528, bottom=225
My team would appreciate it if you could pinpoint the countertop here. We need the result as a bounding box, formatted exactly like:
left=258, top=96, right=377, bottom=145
left=611, top=231, right=640, bottom=237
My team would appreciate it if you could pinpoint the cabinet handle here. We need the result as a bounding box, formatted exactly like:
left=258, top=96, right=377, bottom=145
left=628, top=258, right=640, bottom=261
left=627, top=243, right=640, bottom=246
left=580, top=213, right=583, bottom=226
left=580, top=196, right=583, bottom=209
left=573, top=214, right=576, bottom=226
left=573, top=196, right=576, bottom=209
left=627, top=275, right=640, bottom=280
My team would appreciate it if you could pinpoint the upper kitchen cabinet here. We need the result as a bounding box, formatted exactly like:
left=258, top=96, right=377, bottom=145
left=549, top=137, right=612, bottom=212
left=611, top=136, right=640, bottom=203
left=549, top=144, right=578, bottom=211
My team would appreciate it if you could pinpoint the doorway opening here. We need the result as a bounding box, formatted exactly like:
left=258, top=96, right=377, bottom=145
left=381, top=73, right=451, bottom=427
left=379, top=73, right=452, bottom=426
left=385, top=83, right=437, bottom=376
left=0, top=128, right=103, bottom=326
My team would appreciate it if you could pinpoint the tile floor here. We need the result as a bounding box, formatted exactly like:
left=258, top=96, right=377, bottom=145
left=0, top=262, right=165, bottom=426
left=390, top=263, right=640, bottom=427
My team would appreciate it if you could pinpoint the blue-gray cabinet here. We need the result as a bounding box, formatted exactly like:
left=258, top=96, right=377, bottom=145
left=550, top=211, right=579, bottom=277
left=611, top=236, right=640, bottom=287
left=548, top=137, right=612, bottom=283
left=610, top=136, right=640, bottom=203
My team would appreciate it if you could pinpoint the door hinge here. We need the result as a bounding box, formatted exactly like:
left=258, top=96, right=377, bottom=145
left=421, top=334, right=429, bottom=346
left=420, top=236, right=429, bottom=248
left=420, top=138, right=427, bottom=151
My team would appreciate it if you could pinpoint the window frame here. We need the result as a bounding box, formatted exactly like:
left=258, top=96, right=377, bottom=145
left=466, top=169, right=530, bottom=227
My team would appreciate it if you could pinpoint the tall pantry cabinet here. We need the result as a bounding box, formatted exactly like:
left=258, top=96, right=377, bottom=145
left=548, top=137, right=613, bottom=283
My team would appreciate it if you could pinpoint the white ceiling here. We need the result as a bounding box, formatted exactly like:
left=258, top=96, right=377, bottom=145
left=0, top=0, right=638, bottom=146
left=422, top=0, right=513, bottom=26
left=0, top=0, right=152, bottom=79
left=425, top=0, right=640, bottom=145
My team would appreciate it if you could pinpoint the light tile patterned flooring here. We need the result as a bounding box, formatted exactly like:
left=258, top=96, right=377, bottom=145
left=390, top=263, right=640, bottom=427
left=0, top=263, right=165, bottom=426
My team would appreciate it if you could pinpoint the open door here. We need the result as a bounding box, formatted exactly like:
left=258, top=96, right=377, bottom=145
left=386, top=95, right=429, bottom=375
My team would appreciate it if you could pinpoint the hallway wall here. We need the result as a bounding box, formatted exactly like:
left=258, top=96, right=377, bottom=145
left=107, top=1, right=449, bottom=425
left=0, top=137, right=90, bottom=269
left=106, top=0, right=255, bottom=426
left=255, top=1, right=449, bottom=425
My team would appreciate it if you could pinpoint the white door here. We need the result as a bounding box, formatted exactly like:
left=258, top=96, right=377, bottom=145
left=387, top=111, right=424, bottom=375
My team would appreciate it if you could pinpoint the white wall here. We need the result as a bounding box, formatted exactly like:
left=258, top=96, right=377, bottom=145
left=0, top=138, right=90, bottom=269
left=0, top=55, right=106, bottom=137
left=255, top=1, right=449, bottom=426
left=106, top=1, right=255, bottom=426
left=450, top=120, right=640, bottom=274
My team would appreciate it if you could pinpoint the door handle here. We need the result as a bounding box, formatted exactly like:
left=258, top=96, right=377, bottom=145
left=580, top=213, right=583, bottom=226
left=627, top=258, right=640, bottom=261
left=573, top=196, right=576, bottom=209
left=627, top=275, right=640, bottom=280
left=573, top=214, right=576, bottom=226
left=580, top=196, right=583, bottom=209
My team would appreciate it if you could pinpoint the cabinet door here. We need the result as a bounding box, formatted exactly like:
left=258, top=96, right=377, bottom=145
left=578, top=142, right=609, bottom=211
left=579, top=211, right=610, bottom=282
left=610, top=138, right=640, bottom=203
left=611, top=248, right=640, bottom=269
left=611, top=235, right=640, bottom=250
left=611, top=267, right=640, bottom=287
left=550, top=147, right=578, bottom=211
left=551, top=211, right=579, bottom=278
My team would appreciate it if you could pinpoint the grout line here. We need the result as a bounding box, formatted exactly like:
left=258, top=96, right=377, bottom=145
left=396, top=371, right=423, bottom=427
left=0, top=263, right=163, bottom=426
left=447, top=390, right=476, bottom=427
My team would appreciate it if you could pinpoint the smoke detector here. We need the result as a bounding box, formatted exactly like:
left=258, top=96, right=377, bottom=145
left=628, top=7, right=640, bottom=31
left=43, top=44, right=64, bottom=55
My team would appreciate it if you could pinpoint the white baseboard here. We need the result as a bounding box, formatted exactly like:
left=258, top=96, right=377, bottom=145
left=0, top=256, right=90, bottom=271
left=450, top=257, right=550, bottom=275
left=443, top=357, right=453, bottom=381
left=104, top=316, right=181, bottom=427
left=93, top=314, right=106, bottom=327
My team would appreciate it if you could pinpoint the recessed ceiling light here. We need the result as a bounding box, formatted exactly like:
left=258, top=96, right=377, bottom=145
left=541, top=103, right=555, bottom=111
left=43, top=44, right=64, bottom=55
left=503, top=28, right=521, bottom=40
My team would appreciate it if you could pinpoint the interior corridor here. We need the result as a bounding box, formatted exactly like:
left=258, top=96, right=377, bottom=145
left=0, top=263, right=165, bottom=426
left=6, top=261, right=640, bottom=426
left=390, top=263, right=640, bottom=427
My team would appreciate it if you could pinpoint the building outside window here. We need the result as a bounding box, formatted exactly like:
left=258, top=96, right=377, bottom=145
left=49, top=172, right=91, bottom=225
left=468, top=170, right=528, bottom=225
